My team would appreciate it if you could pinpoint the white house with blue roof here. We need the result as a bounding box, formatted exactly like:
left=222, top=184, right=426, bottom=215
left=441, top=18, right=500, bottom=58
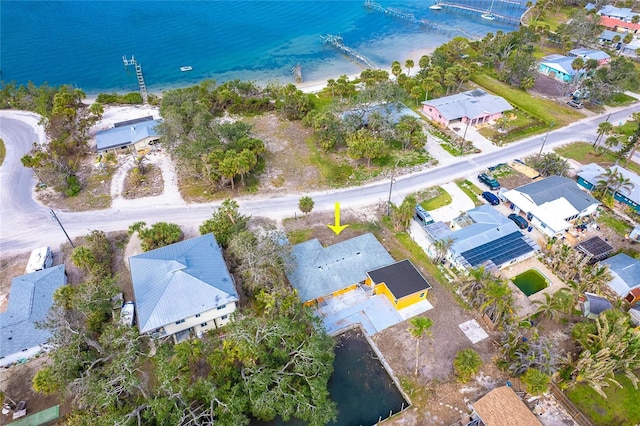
left=0, top=265, right=66, bottom=367
left=129, top=233, right=238, bottom=343
left=598, top=5, right=640, bottom=23
left=602, top=253, right=640, bottom=304
left=96, top=116, right=160, bottom=154
left=423, top=205, right=539, bottom=271
left=502, top=176, right=600, bottom=237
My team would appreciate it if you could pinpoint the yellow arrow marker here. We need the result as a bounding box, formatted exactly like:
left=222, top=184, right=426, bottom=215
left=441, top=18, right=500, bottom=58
left=327, top=202, right=349, bottom=235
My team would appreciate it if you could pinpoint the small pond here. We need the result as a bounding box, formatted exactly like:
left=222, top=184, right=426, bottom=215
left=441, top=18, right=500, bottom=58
left=252, top=329, right=407, bottom=426
left=512, top=268, right=550, bottom=296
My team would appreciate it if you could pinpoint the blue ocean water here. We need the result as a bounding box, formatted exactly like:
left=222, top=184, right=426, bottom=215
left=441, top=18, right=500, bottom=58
left=1, top=1, right=521, bottom=94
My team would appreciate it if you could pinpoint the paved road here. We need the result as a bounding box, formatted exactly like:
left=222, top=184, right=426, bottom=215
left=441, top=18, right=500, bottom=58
left=1, top=105, right=639, bottom=255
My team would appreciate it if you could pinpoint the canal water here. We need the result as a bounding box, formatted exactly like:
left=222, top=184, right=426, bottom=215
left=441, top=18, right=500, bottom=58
left=253, top=329, right=407, bottom=426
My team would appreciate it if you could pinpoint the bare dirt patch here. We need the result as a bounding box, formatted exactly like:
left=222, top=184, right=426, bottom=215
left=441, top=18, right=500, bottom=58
left=122, top=164, right=164, bottom=199
left=248, top=113, right=322, bottom=194
left=0, top=254, right=29, bottom=313
left=34, top=156, right=113, bottom=212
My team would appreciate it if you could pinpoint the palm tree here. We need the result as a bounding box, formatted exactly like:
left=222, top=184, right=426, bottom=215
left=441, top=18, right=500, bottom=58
left=480, top=280, right=514, bottom=325
left=408, top=316, right=433, bottom=377
left=604, top=135, right=619, bottom=150
left=596, top=167, right=635, bottom=198
left=533, top=289, right=573, bottom=320
left=459, top=266, right=491, bottom=305
left=432, top=237, right=455, bottom=264
left=581, top=264, right=613, bottom=294
left=405, top=59, right=414, bottom=76
left=593, top=121, right=613, bottom=149
left=571, top=57, right=584, bottom=82
left=453, top=349, right=483, bottom=383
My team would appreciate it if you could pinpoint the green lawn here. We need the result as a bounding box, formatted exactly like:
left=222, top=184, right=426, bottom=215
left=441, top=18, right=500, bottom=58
left=285, top=228, right=314, bottom=244
left=455, top=179, right=483, bottom=207
left=599, top=210, right=634, bottom=236
left=419, top=187, right=452, bottom=211
left=555, top=142, right=640, bottom=174
left=471, top=74, right=585, bottom=126
left=566, top=374, right=640, bottom=425
left=0, top=138, right=5, bottom=166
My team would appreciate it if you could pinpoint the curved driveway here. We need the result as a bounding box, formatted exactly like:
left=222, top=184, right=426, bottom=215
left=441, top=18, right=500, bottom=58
left=1, top=105, right=638, bottom=255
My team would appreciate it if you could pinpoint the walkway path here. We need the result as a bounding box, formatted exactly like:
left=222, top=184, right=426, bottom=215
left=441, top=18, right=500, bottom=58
left=111, top=151, right=185, bottom=210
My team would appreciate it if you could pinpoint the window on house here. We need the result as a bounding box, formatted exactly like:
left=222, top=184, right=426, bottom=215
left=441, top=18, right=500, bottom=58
left=195, top=314, right=201, bottom=318
left=201, top=322, right=208, bottom=327
left=221, top=315, right=228, bottom=320
left=394, top=299, right=398, bottom=305
left=420, top=292, right=425, bottom=298
left=217, top=304, right=227, bottom=310
left=175, top=319, right=185, bottom=325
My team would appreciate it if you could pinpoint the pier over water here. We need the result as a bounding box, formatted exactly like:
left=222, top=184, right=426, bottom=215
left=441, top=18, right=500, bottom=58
left=363, top=0, right=477, bottom=39
left=320, top=34, right=378, bottom=69
left=434, top=0, right=526, bottom=26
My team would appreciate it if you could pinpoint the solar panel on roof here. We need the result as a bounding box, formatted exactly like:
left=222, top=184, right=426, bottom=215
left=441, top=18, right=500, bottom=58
left=576, top=236, right=614, bottom=262
left=460, top=232, right=536, bottom=268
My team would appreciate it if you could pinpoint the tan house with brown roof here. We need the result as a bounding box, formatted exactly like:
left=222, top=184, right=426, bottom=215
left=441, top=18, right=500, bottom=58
left=471, top=386, right=541, bottom=426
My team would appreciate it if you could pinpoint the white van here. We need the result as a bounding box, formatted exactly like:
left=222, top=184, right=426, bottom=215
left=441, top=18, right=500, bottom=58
left=25, top=247, right=54, bottom=273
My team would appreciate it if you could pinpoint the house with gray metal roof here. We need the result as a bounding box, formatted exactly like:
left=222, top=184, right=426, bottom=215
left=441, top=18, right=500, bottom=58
left=577, top=163, right=640, bottom=212
left=568, top=48, right=611, bottom=65
left=538, top=54, right=586, bottom=83
left=0, top=265, right=66, bottom=367
left=501, top=176, right=600, bottom=237
left=129, top=233, right=238, bottom=343
left=96, top=117, right=160, bottom=153
left=442, top=205, right=539, bottom=270
left=598, top=5, right=639, bottom=23
left=602, top=253, right=640, bottom=304
left=421, top=89, right=512, bottom=127
left=286, top=233, right=394, bottom=304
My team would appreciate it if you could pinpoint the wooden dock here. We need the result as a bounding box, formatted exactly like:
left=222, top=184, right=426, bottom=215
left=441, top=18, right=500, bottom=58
left=320, top=34, right=377, bottom=69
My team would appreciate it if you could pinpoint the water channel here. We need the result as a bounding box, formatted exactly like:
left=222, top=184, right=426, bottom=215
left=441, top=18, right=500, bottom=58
left=253, top=329, right=408, bottom=426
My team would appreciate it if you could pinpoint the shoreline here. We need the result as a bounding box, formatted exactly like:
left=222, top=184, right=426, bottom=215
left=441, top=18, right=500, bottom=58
left=84, top=46, right=436, bottom=103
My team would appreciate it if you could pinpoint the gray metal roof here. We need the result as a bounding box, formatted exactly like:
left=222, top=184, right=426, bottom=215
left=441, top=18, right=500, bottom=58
left=343, top=103, right=421, bottom=125
left=515, top=176, right=599, bottom=212
left=0, top=265, right=66, bottom=361
left=584, top=292, right=613, bottom=316
left=129, top=234, right=238, bottom=333
left=599, top=30, right=620, bottom=41
left=602, top=253, right=640, bottom=295
left=569, top=48, right=610, bottom=61
left=421, top=89, right=512, bottom=121
left=96, top=119, right=160, bottom=151
left=286, top=233, right=394, bottom=303
left=578, top=163, right=640, bottom=205
left=448, top=205, right=539, bottom=268
left=540, top=55, right=579, bottom=76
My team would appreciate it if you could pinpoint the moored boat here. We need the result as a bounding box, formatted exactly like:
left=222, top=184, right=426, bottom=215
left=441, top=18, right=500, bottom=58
left=180, top=66, right=193, bottom=72
left=429, top=4, right=442, bottom=10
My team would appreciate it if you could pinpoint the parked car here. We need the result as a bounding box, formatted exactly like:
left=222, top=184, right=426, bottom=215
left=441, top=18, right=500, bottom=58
left=508, top=213, right=528, bottom=229
left=567, top=100, right=583, bottom=109
left=482, top=192, right=500, bottom=205
left=478, top=173, right=500, bottom=190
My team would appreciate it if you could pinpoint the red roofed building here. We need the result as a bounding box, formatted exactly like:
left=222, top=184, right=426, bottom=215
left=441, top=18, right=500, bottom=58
left=600, top=16, right=640, bottom=34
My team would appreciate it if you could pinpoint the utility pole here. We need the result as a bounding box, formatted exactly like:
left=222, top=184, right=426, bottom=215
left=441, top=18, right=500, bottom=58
left=538, top=120, right=555, bottom=156
left=386, top=160, right=401, bottom=216
left=49, top=209, right=75, bottom=248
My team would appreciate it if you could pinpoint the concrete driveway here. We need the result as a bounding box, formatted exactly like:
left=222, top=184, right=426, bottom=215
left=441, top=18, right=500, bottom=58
left=428, top=181, right=477, bottom=223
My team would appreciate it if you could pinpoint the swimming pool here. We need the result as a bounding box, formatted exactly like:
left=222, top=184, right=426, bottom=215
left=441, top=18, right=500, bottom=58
left=512, top=269, right=550, bottom=296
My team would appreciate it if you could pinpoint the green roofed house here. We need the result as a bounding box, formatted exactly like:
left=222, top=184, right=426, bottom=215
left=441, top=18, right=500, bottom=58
left=0, top=265, right=67, bottom=367
left=129, top=234, right=238, bottom=343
